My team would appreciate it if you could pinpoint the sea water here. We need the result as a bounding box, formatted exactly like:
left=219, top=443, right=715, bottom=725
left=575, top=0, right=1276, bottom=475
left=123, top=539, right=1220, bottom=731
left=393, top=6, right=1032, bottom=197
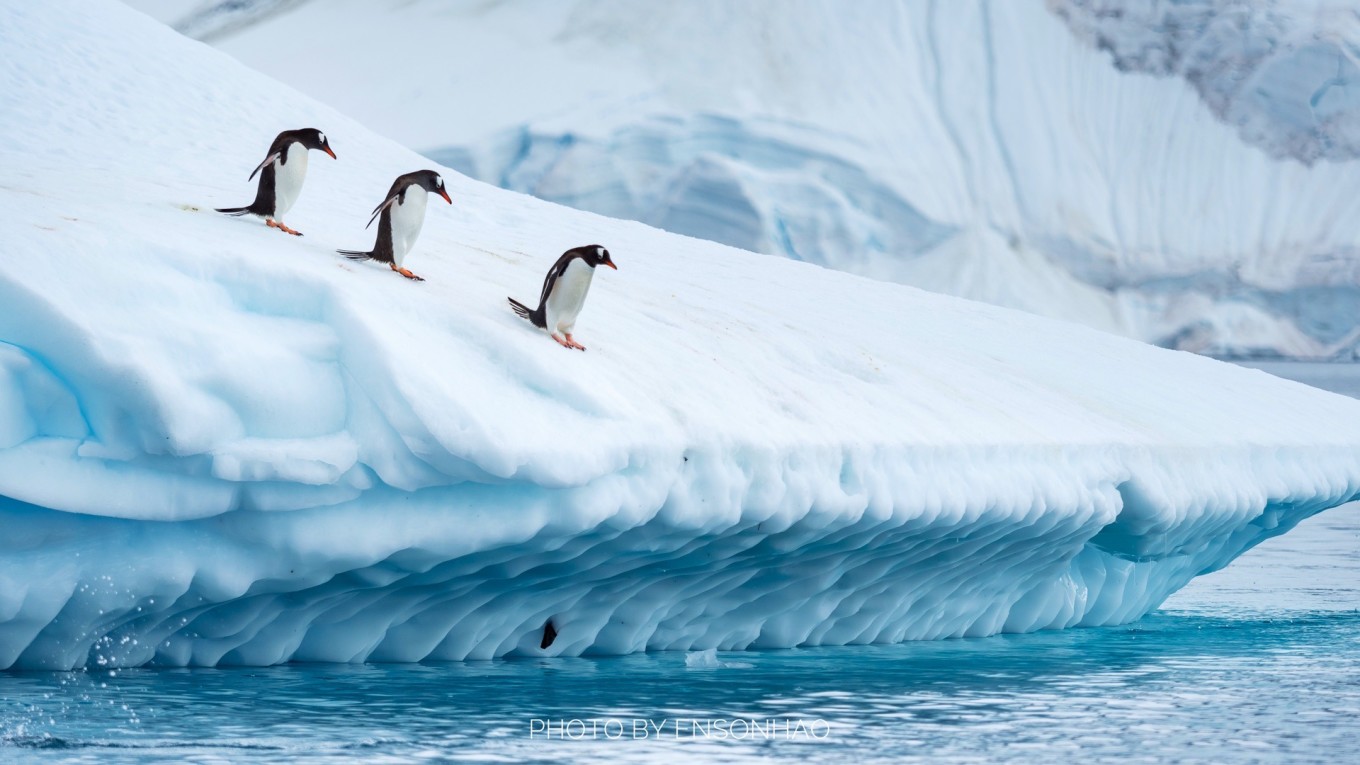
left=2, top=365, right=1357, bottom=764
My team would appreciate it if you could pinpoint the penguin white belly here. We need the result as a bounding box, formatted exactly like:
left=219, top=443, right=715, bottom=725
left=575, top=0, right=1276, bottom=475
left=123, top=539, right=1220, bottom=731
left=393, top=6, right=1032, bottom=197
left=545, top=259, right=596, bottom=333
left=272, top=142, right=309, bottom=217
left=389, top=187, right=428, bottom=267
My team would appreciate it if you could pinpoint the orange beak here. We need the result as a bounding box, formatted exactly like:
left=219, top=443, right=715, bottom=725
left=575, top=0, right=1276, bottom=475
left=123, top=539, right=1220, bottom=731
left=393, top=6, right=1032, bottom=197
left=603, top=260, right=617, bottom=270
left=323, top=146, right=337, bottom=159
left=438, top=188, right=452, bottom=204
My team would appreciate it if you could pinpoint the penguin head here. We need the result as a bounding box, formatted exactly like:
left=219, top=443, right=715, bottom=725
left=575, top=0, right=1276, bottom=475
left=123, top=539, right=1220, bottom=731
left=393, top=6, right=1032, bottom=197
left=413, top=170, right=453, bottom=204
left=580, top=245, right=617, bottom=270
left=298, top=128, right=337, bottom=159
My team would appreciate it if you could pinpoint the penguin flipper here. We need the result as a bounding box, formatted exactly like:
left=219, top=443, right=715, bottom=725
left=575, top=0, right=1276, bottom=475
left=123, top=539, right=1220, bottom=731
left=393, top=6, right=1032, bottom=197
left=366, top=195, right=398, bottom=229
left=338, top=249, right=374, bottom=262
left=248, top=152, right=281, bottom=182
left=215, top=206, right=253, bottom=216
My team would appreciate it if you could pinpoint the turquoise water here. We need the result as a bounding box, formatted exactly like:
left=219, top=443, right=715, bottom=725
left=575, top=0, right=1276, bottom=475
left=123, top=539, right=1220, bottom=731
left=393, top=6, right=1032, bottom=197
left=3, top=365, right=1358, bottom=764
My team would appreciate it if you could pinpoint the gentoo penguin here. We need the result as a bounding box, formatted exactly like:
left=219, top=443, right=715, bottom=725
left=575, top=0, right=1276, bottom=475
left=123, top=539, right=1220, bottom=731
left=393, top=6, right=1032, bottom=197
left=508, top=245, right=617, bottom=350
left=216, top=128, right=336, bottom=235
left=337, top=170, right=451, bottom=281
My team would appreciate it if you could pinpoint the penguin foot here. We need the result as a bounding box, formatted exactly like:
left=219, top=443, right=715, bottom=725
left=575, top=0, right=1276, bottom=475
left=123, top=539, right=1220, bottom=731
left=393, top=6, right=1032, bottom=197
left=390, top=264, right=425, bottom=282
left=564, top=333, right=587, bottom=351
left=267, top=219, right=303, bottom=236
left=552, top=333, right=574, bottom=349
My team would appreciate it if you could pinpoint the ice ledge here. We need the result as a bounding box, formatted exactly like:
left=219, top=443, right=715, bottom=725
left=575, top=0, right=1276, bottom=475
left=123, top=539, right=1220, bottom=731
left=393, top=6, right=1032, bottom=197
left=1, top=443, right=1355, bottom=670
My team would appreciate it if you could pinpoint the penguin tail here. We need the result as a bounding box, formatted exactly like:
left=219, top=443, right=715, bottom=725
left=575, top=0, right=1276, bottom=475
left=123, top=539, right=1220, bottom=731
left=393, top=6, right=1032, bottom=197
left=338, top=249, right=373, bottom=262
left=215, top=206, right=253, bottom=217
left=507, top=298, right=545, bottom=328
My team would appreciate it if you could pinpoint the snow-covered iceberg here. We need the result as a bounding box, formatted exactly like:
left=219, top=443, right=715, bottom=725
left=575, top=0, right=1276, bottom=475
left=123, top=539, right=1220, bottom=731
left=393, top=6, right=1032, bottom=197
left=1, top=0, right=1359, bottom=671
left=143, top=0, right=1360, bottom=359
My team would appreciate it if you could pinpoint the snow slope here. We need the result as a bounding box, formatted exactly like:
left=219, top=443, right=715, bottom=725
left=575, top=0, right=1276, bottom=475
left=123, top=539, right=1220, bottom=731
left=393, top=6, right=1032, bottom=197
left=133, top=0, right=1360, bottom=360
left=2, top=0, right=1360, bottom=670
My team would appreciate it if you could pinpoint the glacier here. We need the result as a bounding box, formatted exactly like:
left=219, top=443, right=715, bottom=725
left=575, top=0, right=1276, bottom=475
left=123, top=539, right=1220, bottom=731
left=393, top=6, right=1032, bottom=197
left=139, top=0, right=1360, bottom=360
left=1052, top=0, right=1360, bottom=164
left=1, top=0, right=1359, bottom=671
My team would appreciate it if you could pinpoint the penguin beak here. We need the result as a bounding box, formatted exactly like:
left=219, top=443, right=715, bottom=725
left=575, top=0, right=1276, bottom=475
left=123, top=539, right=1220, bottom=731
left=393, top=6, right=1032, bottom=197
left=438, top=188, right=452, bottom=204
left=323, top=145, right=337, bottom=159
left=603, top=259, right=617, bottom=270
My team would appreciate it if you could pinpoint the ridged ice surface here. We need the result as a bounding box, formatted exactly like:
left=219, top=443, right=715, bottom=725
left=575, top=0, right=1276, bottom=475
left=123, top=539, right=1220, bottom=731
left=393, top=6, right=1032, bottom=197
left=2, top=1, right=1360, bottom=670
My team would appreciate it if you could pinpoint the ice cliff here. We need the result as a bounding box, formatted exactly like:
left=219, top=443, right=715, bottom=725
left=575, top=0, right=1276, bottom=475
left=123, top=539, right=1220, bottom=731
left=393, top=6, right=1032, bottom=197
left=1, top=0, right=1359, bottom=670
left=141, top=0, right=1360, bottom=360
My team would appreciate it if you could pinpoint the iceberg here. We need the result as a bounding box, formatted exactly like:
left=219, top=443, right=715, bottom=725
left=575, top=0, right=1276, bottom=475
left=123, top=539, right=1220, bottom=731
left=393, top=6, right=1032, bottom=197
left=1, top=0, right=1359, bottom=671
left=145, top=0, right=1360, bottom=359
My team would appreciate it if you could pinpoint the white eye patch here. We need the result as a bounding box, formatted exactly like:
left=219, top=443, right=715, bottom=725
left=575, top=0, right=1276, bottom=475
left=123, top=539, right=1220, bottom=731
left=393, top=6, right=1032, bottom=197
left=436, top=177, right=444, bottom=187
left=318, top=132, right=326, bottom=143
left=597, top=246, right=606, bottom=257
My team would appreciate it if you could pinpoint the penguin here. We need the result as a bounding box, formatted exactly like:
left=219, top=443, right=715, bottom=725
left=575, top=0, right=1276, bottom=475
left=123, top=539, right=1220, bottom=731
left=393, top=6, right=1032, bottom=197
left=216, top=128, right=336, bottom=235
left=337, top=170, right=451, bottom=281
left=508, top=245, right=617, bottom=350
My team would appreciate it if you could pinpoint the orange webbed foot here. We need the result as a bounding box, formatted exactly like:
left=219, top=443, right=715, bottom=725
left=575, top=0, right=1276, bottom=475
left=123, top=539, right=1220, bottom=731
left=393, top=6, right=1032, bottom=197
left=390, top=264, right=425, bottom=282
left=266, top=219, right=303, bottom=236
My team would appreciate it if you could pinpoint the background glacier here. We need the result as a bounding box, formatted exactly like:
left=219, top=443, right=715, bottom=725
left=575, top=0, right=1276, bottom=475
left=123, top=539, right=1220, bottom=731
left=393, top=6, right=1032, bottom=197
left=131, top=0, right=1360, bottom=359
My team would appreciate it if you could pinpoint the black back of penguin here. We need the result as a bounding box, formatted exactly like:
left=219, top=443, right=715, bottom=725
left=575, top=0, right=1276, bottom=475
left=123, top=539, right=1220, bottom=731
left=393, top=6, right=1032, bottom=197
left=217, top=127, right=335, bottom=219
left=535, top=245, right=616, bottom=311
left=363, top=170, right=450, bottom=231
left=508, top=245, right=617, bottom=330
left=337, top=169, right=451, bottom=281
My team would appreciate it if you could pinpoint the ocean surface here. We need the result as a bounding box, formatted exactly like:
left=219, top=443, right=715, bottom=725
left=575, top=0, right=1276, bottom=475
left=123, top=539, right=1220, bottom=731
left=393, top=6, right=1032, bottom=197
left=2, top=363, right=1357, bottom=764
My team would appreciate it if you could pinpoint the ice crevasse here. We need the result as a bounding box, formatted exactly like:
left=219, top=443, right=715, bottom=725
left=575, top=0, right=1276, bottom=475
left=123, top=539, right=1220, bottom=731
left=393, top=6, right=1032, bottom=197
left=0, top=0, right=1359, bottom=670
